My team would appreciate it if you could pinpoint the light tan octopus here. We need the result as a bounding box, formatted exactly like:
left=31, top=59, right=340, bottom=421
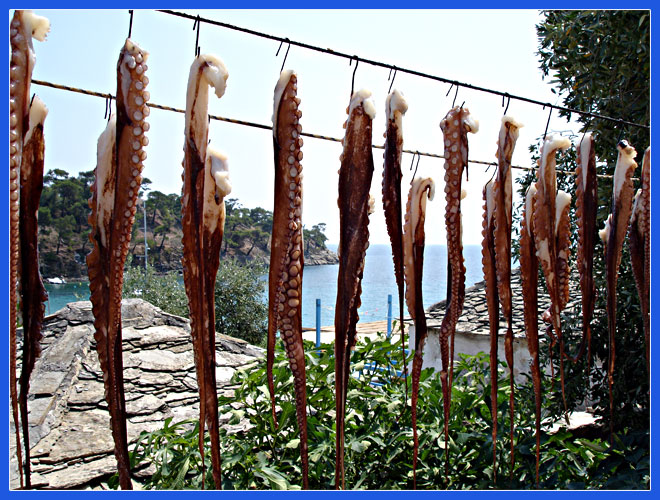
left=180, top=53, right=231, bottom=489
left=629, top=147, right=650, bottom=373
left=532, top=135, right=572, bottom=421
left=599, top=140, right=638, bottom=440
left=402, top=176, right=435, bottom=489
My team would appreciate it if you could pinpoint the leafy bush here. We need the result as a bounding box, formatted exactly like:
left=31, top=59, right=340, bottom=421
left=128, top=337, right=649, bottom=490
left=123, top=263, right=189, bottom=318
left=123, top=259, right=268, bottom=346
left=214, top=260, right=268, bottom=346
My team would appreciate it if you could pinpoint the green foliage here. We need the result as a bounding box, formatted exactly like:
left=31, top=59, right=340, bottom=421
left=123, top=259, right=268, bottom=346
left=122, top=261, right=189, bottom=318
left=513, top=11, right=650, bottom=432
left=128, top=339, right=649, bottom=490
left=214, top=260, right=268, bottom=346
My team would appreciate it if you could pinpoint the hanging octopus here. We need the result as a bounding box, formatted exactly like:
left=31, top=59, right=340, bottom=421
left=532, top=135, right=572, bottom=421
left=266, top=69, right=309, bottom=489
left=9, top=10, right=49, bottom=489
left=334, top=89, right=376, bottom=490
left=492, top=115, right=522, bottom=476
left=382, top=89, right=410, bottom=402
left=629, top=147, right=650, bottom=374
left=403, top=177, right=435, bottom=489
left=87, top=38, right=150, bottom=490
left=520, top=183, right=542, bottom=486
left=438, top=106, right=478, bottom=476
left=568, top=133, right=598, bottom=369
left=481, top=178, right=500, bottom=481
left=599, top=140, right=638, bottom=439
left=18, top=95, right=49, bottom=490
left=180, top=53, right=231, bottom=489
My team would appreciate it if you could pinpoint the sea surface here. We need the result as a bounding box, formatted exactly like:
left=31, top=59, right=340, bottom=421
left=44, top=244, right=485, bottom=328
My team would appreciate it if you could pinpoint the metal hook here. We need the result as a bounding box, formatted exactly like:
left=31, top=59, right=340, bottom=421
left=502, top=93, right=511, bottom=115
left=193, top=15, right=201, bottom=57
left=445, top=83, right=454, bottom=97
left=452, top=85, right=459, bottom=108
left=104, top=95, right=112, bottom=121
left=276, top=38, right=291, bottom=73
left=388, top=66, right=397, bottom=94
left=616, top=120, right=625, bottom=144
left=128, top=10, right=134, bottom=38
left=543, top=106, right=553, bottom=142
left=580, top=106, right=593, bottom=146
left=459, top=100, right=465, bottom=110
left=410, top=151, right=422, bottom=180
left=350, top=56, right=359, bottom=97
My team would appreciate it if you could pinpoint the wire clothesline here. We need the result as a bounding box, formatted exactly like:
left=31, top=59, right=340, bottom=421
left=155, top=9, right=649, bottom=132
left=31, top=78, right=622, bottom=180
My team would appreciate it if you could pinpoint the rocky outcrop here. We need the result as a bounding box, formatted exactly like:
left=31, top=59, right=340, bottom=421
left=10, top=299, right=263, bottom=490
left=304, top=246, right=340, bottom=266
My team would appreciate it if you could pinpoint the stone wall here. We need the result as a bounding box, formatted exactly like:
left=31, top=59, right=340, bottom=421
left=10, top=299, right=263, bottom=490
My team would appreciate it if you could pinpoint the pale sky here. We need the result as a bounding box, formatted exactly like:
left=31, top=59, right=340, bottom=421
left=22, top=9, right=582, bottom=245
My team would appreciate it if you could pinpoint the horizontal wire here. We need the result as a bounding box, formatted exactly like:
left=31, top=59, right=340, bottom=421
left=31, top=78, right=620, bottom=179
left=156, top=9, right=649, bottom=131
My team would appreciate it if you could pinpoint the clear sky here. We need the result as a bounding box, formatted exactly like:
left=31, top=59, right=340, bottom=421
left=21, top=9, right=582, bottom=245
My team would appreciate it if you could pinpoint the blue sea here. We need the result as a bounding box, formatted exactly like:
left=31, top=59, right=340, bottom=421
left=44, top=244, right=484, bottom=328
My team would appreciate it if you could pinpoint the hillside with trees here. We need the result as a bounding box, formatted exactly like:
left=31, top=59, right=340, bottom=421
left=36, top=170, right=337, bottom=279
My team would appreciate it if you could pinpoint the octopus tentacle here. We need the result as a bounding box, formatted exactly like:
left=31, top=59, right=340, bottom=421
left=87, top=38, right=150, bottom=490
left=268, top=70, right=309, bottom=489
left=334, top=89, right=376, bottom=490
left=520, top=184, right=542, bottom=487
left=382, top=89, right=410, bottom=404
left=532, top=135, right=572, bottom=420
left=181, top=54, right=230, bottom=489
left=567, top=133, right=598, bottom=368
left=18, top=96, right=49, bottom=489
left=598, top=140, right=638, bottom=440
left=629, top=147, right=650, bottom=373
left=403, top=177, right=435, bottom=489
left=9, top=10, right=49, bottom=488
left=439, top=106, right=478, bottom=477
left=481, top=177, right=499, bottom=482
left=492, top=115, right=522, bottom=476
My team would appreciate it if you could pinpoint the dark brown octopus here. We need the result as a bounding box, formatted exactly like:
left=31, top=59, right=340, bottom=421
left=481, top=177, right=499, bottom=482
left=532, top=135, right=572, bottom=421
left=599, top=140, right=638, bottom=440
left=629, top=147, right=650, bottom=374
left=568, top=133, right=598, bottom=369
left=382, top=89, right=410, bottom=402
left=18, top=96, right=49, bottom=490
left=266, top=69, right=309, bottom=489
left=9, top=10, right=49, bottom=489
left=181, top=54, right=230, bottom=489
left=87, top=38, right=150, bottom=490
left=402, top=177, right=435, bottom=489
left=334, top=89, right=376, bottom=490
left=438, top=106, right=478, bottom=476
left=520, top=183, right=542, bottom=487
left=491, top=115, right=522, bottom=477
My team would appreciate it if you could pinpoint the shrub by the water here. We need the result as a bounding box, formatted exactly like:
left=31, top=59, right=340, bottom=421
left=123, top=259, right=268, bottom=346
left=126, top=336, right=649, bottom=490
